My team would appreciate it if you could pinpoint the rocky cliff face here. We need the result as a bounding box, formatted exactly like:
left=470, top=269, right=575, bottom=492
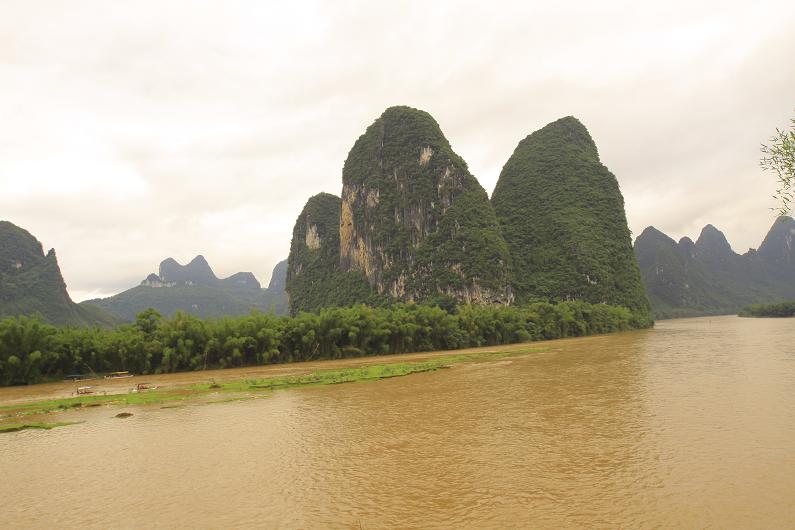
left=634, top=217, right=795, bottom=318
left=757, top=216, right=795, bottom=271
left=267, top=259, right=288, bottom=292
left=0, top=221, right=118, bottom=326
left=491, top=116, right=650, bottom=318
left=286, top=193, right=373, bottom=315
left=339, top=106, right=512, bottom=305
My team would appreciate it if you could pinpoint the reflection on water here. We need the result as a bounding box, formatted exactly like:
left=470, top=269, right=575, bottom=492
left=1, top=316, right=794, bottom=528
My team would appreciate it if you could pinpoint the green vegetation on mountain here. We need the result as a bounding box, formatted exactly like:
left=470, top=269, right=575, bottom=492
left=286, top=193, right=376, bottom=315
left=0, top=300, right=643, bottom=386
left=340, top=106, right=512, bottom=305
left=0, top=221, right=119, bottom=327
left=739, top=301, right=795, bottom=318
left=491, top=117, right=651, bottom=322
left=760, top=114, right=795, bottom=217
left=262, top=259, right=289, bottom=314
left=83, top=257, right=288, bottom=320
left=756, top=216, right=795, bottom=275
left=634, top=217, right=795, bottom=318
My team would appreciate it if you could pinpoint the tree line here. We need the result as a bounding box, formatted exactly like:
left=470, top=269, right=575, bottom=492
left=739, top=301, right=795, bottom=318
left=0, top=301, right=648, bottom=386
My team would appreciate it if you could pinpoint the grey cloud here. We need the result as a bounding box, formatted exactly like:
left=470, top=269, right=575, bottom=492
left=1, top=0, right=793, bottom=301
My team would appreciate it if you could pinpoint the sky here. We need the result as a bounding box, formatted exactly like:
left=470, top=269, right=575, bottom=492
left=1, top=0, right=794, bottom=302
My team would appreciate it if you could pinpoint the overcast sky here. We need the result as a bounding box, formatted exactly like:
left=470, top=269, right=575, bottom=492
left=1, top=0, right=793, bottom=302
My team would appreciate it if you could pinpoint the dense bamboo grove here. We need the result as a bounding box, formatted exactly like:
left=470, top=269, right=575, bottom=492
left=0, top=302, right=648, bottom=386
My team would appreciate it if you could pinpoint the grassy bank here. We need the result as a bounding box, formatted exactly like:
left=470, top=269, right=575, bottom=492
left=0, top=347, right=538, bottom=421
left=0, top=421, right=81, bottom=433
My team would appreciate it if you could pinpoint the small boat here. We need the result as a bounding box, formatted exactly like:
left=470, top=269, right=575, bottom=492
left=65, top=374, right=88, bottom=381
left=76, top=386, right=94, bottom=395
left=105, top=371, right=134, bottom=379
left=134, top=382, right=155, bottom=391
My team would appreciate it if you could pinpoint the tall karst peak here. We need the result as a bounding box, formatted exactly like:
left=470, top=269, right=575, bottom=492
left=267, top=259, right=288, bottom=292
left=634, top=222, right=795, bottom=318
left=286, top=193, right=373, bottom=315
left=513, top=115, right=599, bottom=162
left=158, top=255, right=217, bottom=286
left=678, top=237, right=696, bottom=258
left=339, top=105, right=512, bottom=305
left=636, top=226, right=677, bottom=247
left=696, top=224, right=729, bottom=244
left=758, top=215, right=795, bottom=266
left=491, top=116, right=650, bottom=319
left=695, top=224, right=735, bottom=260
left=0, top=220, right=118, bottom=326
left=89, top=254, right=283, bottom=320
left=223, top=272, right=261, bottom=290
left=189, top=254, right=210, bottom=268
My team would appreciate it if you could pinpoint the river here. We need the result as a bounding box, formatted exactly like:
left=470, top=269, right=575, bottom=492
left=1, top=315, right=793, bottom=529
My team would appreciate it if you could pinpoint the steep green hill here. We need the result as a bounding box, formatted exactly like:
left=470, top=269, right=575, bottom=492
left=757, top=216, right=795, bottom=278
left=261, top=259, right=289, bottom=315
left=83, top=257, right=288, bottom=320
left=339, top=106, right=512, bottom=305
left=286, top=193, right=374, bottom=315
left=0, top=221, right=119, bottom=326
left=635, top=218, right=795, bottom=318
left=491, top=117, right=650, bottom=321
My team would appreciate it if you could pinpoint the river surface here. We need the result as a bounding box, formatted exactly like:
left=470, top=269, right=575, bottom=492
left=1, top=316, right=794, bottom=529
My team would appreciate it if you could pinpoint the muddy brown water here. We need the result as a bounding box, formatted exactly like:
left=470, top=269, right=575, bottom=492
left=1, top=316, right=793, bottom=529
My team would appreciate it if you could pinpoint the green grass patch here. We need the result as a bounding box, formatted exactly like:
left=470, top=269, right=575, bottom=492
left=0, top=347, right=540, bottom=419
left=0, top=421, right=82, bottom=433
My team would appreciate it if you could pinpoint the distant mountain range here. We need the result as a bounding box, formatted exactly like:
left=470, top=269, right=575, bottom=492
left=0, top=221, right=120, bottom=326
left=82, top=256, right=288, bottom=320
left=0, top=219, right=287, bottom=325
left=634, top=216, right=795, bottom=318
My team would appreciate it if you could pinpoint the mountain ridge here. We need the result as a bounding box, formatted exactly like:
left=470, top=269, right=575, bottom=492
left=83, top=257, right=288, bottom=320
left=634, top=216, right=795, bottom=318
left=0, top=221, right=120, bottom=326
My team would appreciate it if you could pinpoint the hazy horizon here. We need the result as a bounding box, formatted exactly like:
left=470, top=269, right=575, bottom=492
left=2, top=0, right=793, bottom=302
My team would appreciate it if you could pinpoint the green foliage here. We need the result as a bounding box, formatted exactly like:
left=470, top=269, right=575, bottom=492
left=0, top=300, right=647, bottom=386
left=491, top=117, right=651, bottom=319
left=761, top=114, right=795, bottom=216
left=286, top=193, right=377, bottom=315
left=0, top=221, right=119, bottom=327
left=0, top=349, right=537, bottom=418
left=739, top=301, right=795, bottom=318
left=635, top=220, right=795, bottom=318
left=340, top=106, right=512, bottom=303
left=0, top=421, right=80, bottom=433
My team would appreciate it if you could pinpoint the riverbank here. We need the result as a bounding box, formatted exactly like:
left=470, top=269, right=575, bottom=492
left=0, top=301, right=649, bottom=386
left=0, top=421, right=81, bottom=433
left=3, top=316, right=792, bottom=528
left=739, top=301, right=795, bottom=318
left=0, top=343, right=546, bottom=426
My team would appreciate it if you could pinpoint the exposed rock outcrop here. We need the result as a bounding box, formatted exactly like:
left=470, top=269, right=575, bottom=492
left=286, top=193, right=373, bottom=315
left=339, top=106, right=513, bottom=305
